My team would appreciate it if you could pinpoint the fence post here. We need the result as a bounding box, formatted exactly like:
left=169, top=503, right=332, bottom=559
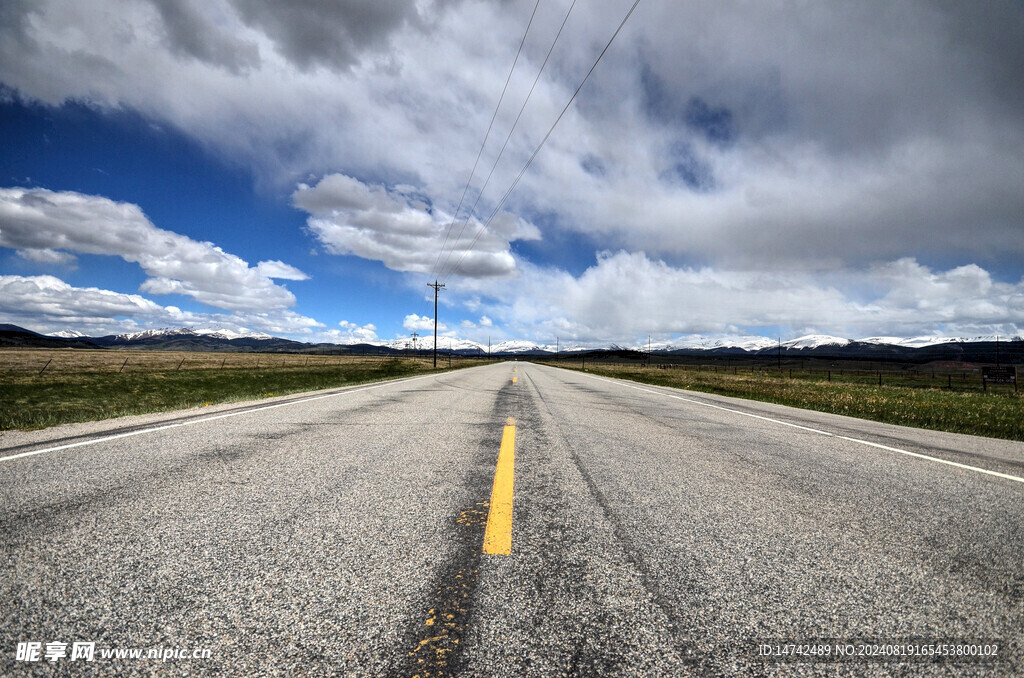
left=878, top=371, right=882, bottom=387
left=119, top=357, right=129, bottom=373
left=38, top=358, right=52, bottom=376
left=176, top=357, right=186, bottom=371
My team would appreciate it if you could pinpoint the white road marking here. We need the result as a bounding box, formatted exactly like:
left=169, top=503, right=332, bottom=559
left=0, top=373, right=440, bottom=463
left=565, top=368, right=1024, bottom=485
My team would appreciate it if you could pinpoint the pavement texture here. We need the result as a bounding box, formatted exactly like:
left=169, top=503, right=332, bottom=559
left=2, top=361, right=1022, bottom=677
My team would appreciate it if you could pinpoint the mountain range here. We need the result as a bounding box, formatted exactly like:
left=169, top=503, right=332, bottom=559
left=1, top=323, right=1021, bottom=364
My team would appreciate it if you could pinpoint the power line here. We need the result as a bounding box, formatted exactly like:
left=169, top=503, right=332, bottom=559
left=431, top=0, right=542, bottom=279
left=436, top=0, right=579, bottom=280
left=444, top=0, right=642, bottom=279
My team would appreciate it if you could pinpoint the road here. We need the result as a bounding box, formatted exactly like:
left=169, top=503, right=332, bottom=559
left=2, top=361, right=1022, bottom=677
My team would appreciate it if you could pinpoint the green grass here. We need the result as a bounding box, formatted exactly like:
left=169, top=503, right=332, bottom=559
left=545, top=363, right=1024, bottom=441
left=0, top=357, right=463, bottom=431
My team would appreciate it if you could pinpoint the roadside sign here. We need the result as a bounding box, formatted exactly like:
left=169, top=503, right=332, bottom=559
left=982, top=366, right=1017, bottom=384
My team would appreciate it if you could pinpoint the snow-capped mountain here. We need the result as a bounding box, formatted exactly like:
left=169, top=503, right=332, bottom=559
left=647, top=335, right=780, bottom=352
left=116, top=327, right=199, bottom=341
left=194, top=327, right=274, bottom=341
left=18, top=322, right=1022, bottom=356
left=491, top=339, right=550, bottom=354
left=111, top=327, right=274, bottom=342
left=783, top=334, right=851, bottom=350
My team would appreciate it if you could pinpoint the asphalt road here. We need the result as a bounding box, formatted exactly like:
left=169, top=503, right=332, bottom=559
left=2, top=361, right=1022, bottom=677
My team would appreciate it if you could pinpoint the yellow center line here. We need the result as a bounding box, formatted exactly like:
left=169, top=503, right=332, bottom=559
left=483, top=417, right=516, bottom=555
left=512, top=376, right=517, bottom=384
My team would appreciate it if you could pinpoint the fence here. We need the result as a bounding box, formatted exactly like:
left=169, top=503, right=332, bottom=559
left=552, top=356, right=1019, bottom=395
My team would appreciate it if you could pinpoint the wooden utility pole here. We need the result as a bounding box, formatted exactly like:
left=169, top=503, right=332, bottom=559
left=427, top=280, right=445, bottom=368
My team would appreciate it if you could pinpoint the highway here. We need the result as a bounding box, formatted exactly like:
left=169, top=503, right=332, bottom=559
left=2, top=361, right=1022, bottom=677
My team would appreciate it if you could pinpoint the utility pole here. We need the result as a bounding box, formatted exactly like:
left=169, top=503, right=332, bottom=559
left=778, top=337, right=782, bottom=371
left=488, top=336, right=491, bottom=361
left=427, top=280, right=445, bottom=369
left=411, top=331, right=419, bottom=355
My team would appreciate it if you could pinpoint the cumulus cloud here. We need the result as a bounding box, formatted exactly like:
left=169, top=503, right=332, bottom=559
left=3, top=0, right=1018, bottom=275
left=226, top=0, right=419, bottom=72
left=0, top=187, right=307, bottom=311
left=294, top=174, right=539, bottom=278
left=307, top=320, right=379, bottom=345
left=0, top=274, right=323, bottom=338
left=403, top=313, right=445, bottom=332
left=16, top=247, right=77, bottom=266
left=2, top=1, right=1023, bottom=340
left=454, top=252, right=1024, bottom=343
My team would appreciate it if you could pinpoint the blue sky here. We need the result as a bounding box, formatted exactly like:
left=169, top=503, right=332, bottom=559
left=1, top=1, right=1023, bottom=346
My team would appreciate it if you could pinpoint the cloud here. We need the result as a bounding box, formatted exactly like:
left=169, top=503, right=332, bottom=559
left=2, top=1, right=1023, bottom=340
left=255, top=259, right=309, bottom=280
left=149, top=0, right=261, bottom=74
left=308, top=320, right=379, bottom=345
left=0, top=274, right=324, bottom=338
left=453, top=252, right=1024, bottom=343
left=294, top=174, right=539, bottom=278
left=478, top=315, right=493, bottom=327
left=402, top=313, right=444, bottom=332
left=0, top=187, right=307, bottom=311
left=16, top=247, right=77, bottom=266
left=226, top=0, right=419, bottom=72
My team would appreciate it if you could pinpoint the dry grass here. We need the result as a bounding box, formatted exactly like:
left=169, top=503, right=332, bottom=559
left=0, top=348, right=392, bottom=375
left=0, top=349, right=468, bottom=430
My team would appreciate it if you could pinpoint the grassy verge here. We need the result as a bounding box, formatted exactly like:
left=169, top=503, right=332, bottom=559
left=543, top=362, right=1024, bottom=441
left=1, top=352, right=469, bottom=431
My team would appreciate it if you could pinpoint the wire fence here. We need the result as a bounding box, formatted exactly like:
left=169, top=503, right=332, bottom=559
left=550, top=356, right=1020, bottom=396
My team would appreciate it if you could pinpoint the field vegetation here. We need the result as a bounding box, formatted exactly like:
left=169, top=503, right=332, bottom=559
left=546, top=360, right=1024, bottom=441
left=0, top=349, right=470, bottom=431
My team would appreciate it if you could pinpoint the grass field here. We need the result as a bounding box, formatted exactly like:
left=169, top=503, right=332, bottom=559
left=0, top=349, right=471, bottom=431
left=545, top=361, right=1024, bottom=441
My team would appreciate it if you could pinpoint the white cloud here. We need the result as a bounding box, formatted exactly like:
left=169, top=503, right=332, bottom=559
left=16, top=248, right=77, bottom=266
left=0, top=187, right=307, bottom=311
left=2, top=2, right=1020, bottom=274
left=255, top=259, right=309, bottom=280
left=402, top=313, right=444, bottom=332
left=452, top=252, right=1024, bottom=343
left=0, top=274, right=323, bottom=338
left=2, top=1, right=1022, bottom=339
left=293, top=174, right=539, bottom=278
left=478, top=315, right=492, bottom=327
left=318, top=319, right=379, bottom=344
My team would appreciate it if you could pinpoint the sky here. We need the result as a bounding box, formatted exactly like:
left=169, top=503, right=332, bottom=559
left=1, top=0, right=1023, bottom=347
